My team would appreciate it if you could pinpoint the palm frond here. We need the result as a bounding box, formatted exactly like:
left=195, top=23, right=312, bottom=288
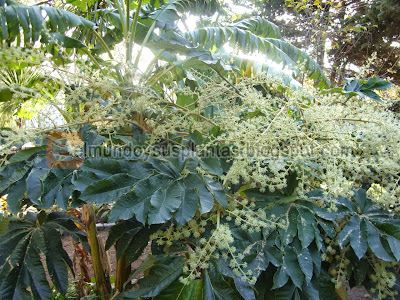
left=185, top=18, right=330, bottom=87
left=0, top=1, right=94, bottom=47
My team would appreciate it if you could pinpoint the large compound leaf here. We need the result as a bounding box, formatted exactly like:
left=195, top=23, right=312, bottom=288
left=184, top=17, right=330, bottom=87
left=0, top=211, right=81, bottom=299
left=108, top=174, right=174, bottom=224
left=322, top=76, right=392, bottom=102
left=0, top=162, right=31, bottom=194
left=108, top=157, right=223, bottom=225
left=0, top=2, right=94, bottom=46
left=73, top=158, right=154, bottom=205
left=26, top=167, right=74, bottom=209
left=337, top=188, right=400, bottom=261
left=270, top=201, right=337, bottom=250
left=175, top=174, right=214, bottom=225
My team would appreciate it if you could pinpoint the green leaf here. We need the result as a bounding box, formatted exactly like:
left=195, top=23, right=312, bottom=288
left=148, top=181, right=183, bottom=224
left=1, top=265, right=30, bottom=300
left=296, top=207, right=315, bottom=249
left=43, top=169, right=74, bottom=209
left=203, top=262, right=239, bottom=300
left=280, top=205, right=298, bottom=245
left=366, top=222, right=395, bottom=261
left=352, top=188, right=372, bottom=213
left=176, top=94, right=196, bottom=110
left=46, top=212, right=87, bottom=244
left=386, top=236, right=400, bottom=261
left=185, top=18, right=330, bottom=87
left=374, top=223, right=400, bottom=240
left=0, top=87, right=12, bottom=102
left=214, top=256, right=257, bottom=300
left=109, top=175, right=173, bottom=224
left=7, top=146, right=46, bottom=164
left=349, top=217, right=368, bottom=259
left=200, top=156, right=223, bottom=178
left=283, top=247, right=303, bottom=288
left=242, top=188, right=284, bottom=203
left=27, top=168, right=51, bottom=205
left=27, top=6, right=44, bottom=42
left=338, top=215, right=368, bottom=259
left=265, top=281, right=298, bottom=300
left=80, top=158, right=153, bottom=179
left=337, top=216, right=356, bottom=248
left=6, top=180, right=26, bottom=214
left=155, top=278, right=203, bottom=300
left=24, top=243, right=53, bottom=300
left=204, top=176, right=227, bottom=207
left=190, top=130, right=203, bottom=145
left=41, top=224, right=71, bottom=294
left=128, top=254, right=157, bottom=283
left=323, top=76, right=392, bottom=102
left=0, top=216, right=8, bottom=235
left=354, top=259, right=368, bottom=286
left=298, top=248, right=313, bottom=282
left=0, top=211, right=76, bottom=299
left=122, top=256, right=185, bottom=298
left=115, top=226, right=141, bottom=259
left=105, top=218, right=142, bottom=251
left=167, top=150, right=193, bottom=173
left=272, top=266, right=289, bottom=289
left=191, top=175, right=214, bottom=215
left=125, top=226, right=161, bottom=265
left=0, top=230, right=30, bottom=266
left=309, top=243, right=321, bottom=274
left=318, top=270, right=337, bottom=300
left=71, top=171, right=101, bottom=192
left=66, top=0, right=94, bottom=12
left=236, top=18, right=282, bottom=39
left=0, top=7, right=7, bottom=40
left=0, top=163, right=31, bottom=194
left=175, top=174, right=202, bottom=225
left=317, top=219, right=335, bottom=239
left=41, top=32, right=88, bottom=48
left=146, top=157, right=181, bottom=179
left=79, top=173, right=138, bottom=204
left=232, top=277, right=255, bottom=300
left=1, top=3, right=94, bottom=47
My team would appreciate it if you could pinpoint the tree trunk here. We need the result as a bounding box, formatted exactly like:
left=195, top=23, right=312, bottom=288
left=82, top=203, right=112, bottom=299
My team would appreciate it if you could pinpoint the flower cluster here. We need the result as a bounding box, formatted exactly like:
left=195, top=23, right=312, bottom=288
left=225, top=196, right=286, bottom=233
left=369, top=256, right=398, bottom=299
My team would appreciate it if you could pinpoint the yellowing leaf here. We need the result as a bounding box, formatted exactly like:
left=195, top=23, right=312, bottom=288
left=336, top=284, right=348, bottom=300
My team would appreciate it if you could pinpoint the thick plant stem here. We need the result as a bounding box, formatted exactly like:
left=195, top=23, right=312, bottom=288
left=82, top=204, right=111, bottom=299
left=115, top=250, right=131, bottom=292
